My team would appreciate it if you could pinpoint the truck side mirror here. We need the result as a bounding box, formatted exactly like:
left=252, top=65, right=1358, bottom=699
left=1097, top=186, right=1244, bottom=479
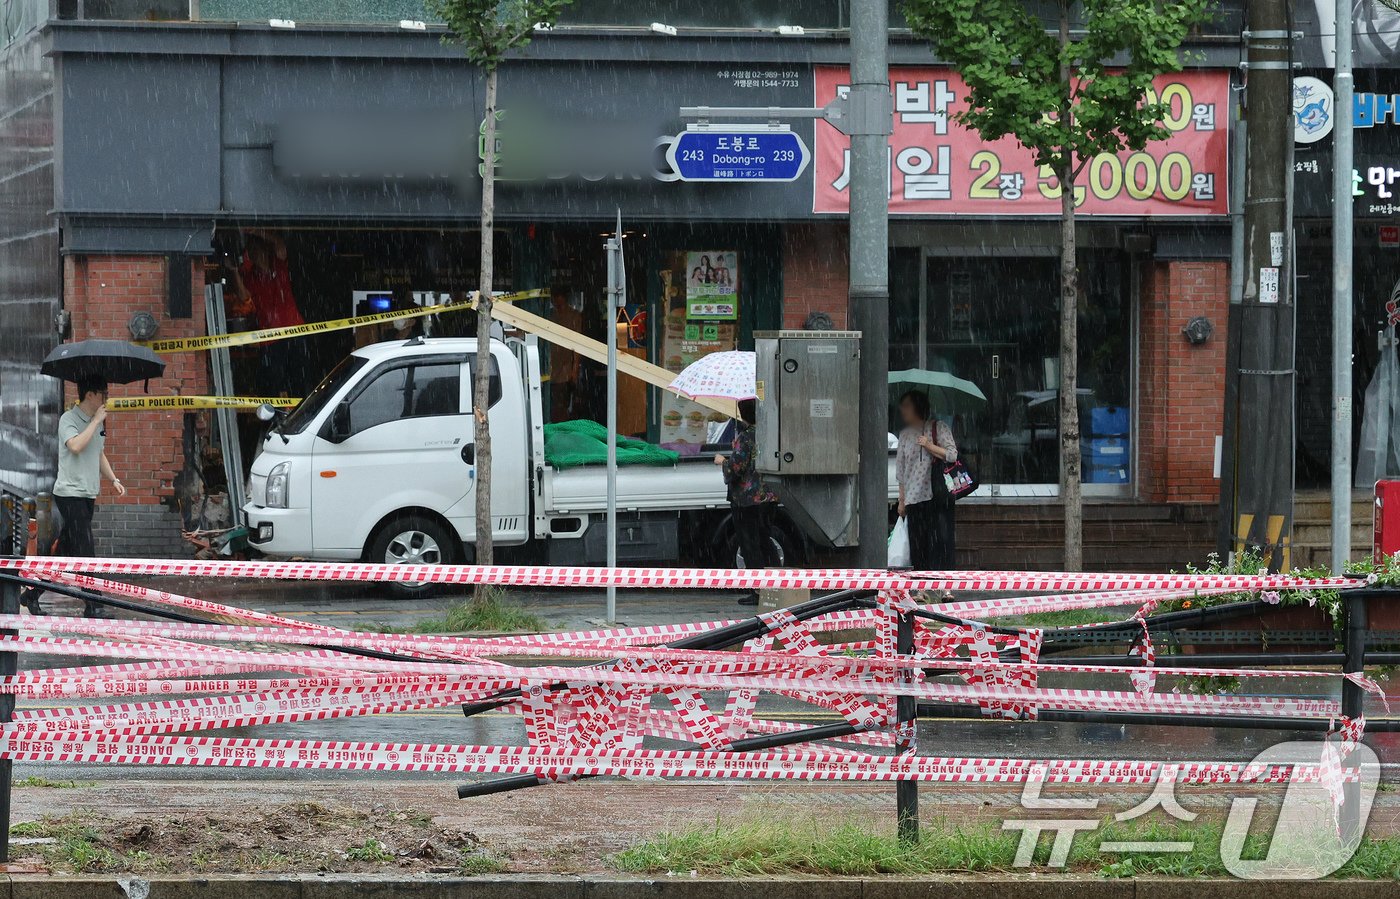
left=328, top=401, right=351, bottom=442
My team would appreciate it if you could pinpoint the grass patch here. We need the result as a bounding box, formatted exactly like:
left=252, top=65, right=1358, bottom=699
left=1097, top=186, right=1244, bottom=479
left=459, top=851, right=508, bottom=875
left=14, top=776, right=96, bottom=789
left=410, top=587, right=543, bottom=634
left=344, top=838, right=394, bottom=863
left=612, top=818, right=1400, bottom=879
left=1012, top=607, right=1137, bottom=628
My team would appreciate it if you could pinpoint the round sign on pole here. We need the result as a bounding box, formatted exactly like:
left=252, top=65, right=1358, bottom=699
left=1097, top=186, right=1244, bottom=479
left=1293, top=76, right=1336, bottom=144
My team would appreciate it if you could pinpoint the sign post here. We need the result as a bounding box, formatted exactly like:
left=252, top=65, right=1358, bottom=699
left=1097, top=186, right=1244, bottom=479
left=604, top=211, right=624, bottom=626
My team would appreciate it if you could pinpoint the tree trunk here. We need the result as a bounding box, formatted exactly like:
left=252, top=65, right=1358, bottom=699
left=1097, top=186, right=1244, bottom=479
left=473, top=66, right=498, bottom=589
left=1057, top=1, right=1083, bottom=571
left=1058, top=163, right=1082, bottom=572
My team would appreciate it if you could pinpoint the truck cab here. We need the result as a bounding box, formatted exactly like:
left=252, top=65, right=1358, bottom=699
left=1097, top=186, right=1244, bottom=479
left=245, top=338, right=529, bottom=564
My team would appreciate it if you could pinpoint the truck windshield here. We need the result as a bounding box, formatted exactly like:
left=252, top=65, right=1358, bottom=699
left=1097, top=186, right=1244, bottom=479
left=280, top=355, right=368, bottom=436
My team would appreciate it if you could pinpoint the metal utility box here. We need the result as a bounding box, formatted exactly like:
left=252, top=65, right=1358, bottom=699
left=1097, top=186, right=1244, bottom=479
left=755, top=330, right=861, bottom=476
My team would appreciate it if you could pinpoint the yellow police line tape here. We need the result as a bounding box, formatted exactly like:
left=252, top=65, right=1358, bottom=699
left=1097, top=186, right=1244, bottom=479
left=140, top=289, right=547, bottom=354
left=107, top=395, right=302, bottom=411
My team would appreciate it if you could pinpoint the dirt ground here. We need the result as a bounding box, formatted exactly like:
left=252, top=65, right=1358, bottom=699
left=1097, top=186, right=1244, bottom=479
left=8, top=777, right=1400, bottom=876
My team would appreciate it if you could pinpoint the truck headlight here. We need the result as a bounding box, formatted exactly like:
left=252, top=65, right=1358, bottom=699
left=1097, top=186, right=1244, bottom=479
left=265, top=461, right=291, bottom=509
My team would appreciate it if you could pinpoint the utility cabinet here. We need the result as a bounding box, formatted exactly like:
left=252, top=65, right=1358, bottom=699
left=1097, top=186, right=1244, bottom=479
left=755, top=330, right=861, bottom=476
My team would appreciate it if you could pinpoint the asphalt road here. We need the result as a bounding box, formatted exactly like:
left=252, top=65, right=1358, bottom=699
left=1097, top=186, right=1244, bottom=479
left=13, top=578, right=1400, bottom=784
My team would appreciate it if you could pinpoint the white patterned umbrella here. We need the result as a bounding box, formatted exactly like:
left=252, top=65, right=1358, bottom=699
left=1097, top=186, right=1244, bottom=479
left=668, top=351, right=757, bottom=400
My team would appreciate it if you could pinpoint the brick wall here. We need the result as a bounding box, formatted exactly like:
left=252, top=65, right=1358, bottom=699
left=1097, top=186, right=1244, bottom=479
left=64, top=255, right=209, bottom=556
left=781, top=223, right=849, bottom=329
left=1138, top=259, right=1229, bottom=504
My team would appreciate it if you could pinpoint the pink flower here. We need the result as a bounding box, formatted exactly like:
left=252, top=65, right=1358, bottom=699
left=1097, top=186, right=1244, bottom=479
left=1261, top=591, right=1281, bottom=605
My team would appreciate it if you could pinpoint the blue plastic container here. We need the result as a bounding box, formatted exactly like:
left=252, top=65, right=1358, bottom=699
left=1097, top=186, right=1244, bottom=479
left=1090, top=406, right=1130, bottom=436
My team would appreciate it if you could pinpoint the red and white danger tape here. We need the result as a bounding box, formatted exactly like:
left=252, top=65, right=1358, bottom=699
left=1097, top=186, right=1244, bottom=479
left=0, top=731, right=1358, bottom=786
left=1, top=558, right=1377, bottom=792
left=4, top=556, right=1365, bottom=594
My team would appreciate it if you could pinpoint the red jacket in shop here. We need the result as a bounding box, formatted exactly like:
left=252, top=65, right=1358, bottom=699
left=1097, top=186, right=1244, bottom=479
left=239, top=257, right=304, bottom=330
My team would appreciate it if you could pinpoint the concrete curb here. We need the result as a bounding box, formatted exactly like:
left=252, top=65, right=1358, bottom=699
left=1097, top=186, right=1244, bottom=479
left=1, top=876, right=1394, bottom=899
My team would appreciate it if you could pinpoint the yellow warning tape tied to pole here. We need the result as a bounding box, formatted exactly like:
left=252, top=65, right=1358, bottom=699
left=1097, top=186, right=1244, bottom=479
left=141, top=289, right=547, bottom=354
left=107, top=396, right=302, bottom=412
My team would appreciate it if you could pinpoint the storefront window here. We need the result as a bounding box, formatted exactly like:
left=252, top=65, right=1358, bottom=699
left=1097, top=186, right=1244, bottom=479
left=891, top=248, right=1132, bottom=495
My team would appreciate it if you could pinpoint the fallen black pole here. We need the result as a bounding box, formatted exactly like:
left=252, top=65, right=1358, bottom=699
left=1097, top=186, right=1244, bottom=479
left=1037, top=652, right=1344, bottom=667
left=460, top=588, right=876, bottom=719
left=914, top=702, right=1400, bottom=732
left=456, top=720, right=864, bottom=799
left=913, top=596, right=1289, bottom=652
left=456, top=589, right=881, bottom=798
left=0, top=571, right=439, bottom=666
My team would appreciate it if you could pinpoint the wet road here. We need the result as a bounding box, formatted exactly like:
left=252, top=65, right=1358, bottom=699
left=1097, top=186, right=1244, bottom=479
left=13, top=578, right=1400, bottom=783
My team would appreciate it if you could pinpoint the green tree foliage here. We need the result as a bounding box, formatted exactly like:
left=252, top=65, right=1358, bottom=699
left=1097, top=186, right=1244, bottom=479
left=902, top=0, right=1209, bottom=174
left=429, top=0, right=570, bottom=72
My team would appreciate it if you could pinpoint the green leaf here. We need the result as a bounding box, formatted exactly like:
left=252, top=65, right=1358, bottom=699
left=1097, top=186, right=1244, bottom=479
left=900, top=0, right=1213, bottom=163
left=429, top=0, right=574, bottom=71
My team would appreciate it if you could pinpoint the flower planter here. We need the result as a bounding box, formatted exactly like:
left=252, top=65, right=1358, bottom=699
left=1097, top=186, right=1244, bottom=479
left=1176, top=603, right=1336, bottom=655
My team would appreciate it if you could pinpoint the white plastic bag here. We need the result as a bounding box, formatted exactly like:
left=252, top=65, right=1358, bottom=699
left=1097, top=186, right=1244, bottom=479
left=887, top=517, right=911, bottom=568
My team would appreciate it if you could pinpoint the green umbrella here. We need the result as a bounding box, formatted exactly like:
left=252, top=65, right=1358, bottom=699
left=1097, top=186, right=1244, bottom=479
left=888, top=368, right=987, bottom=414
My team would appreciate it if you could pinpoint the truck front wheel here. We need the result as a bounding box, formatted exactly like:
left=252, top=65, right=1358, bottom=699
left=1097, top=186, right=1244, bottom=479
left=367, top=514, right=459, bottom=597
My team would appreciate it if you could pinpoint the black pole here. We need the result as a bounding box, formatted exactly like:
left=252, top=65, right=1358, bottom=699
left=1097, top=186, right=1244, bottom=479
left=461, top=590, right=874, bottom=718
left=895, top=606, right=919, bottom=845
left=456, top=721, right=864, bottom=799
left=1341, top=590, right=1368, bottom=843
left=0, top=571, right=440, bottom=666
left=1033, top=651, right=1344, bottom=667
left=914, top=701, right=1400, bottom=732
left=0, top=495, right=29, bottom=863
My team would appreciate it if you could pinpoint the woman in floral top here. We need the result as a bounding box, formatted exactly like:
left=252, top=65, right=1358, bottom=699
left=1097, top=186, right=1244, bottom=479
left=895, top=390, right=958, bottom=569
left=714, top=399, right=778, bottom=577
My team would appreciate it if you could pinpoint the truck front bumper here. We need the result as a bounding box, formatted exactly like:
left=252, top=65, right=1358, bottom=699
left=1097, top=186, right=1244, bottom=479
left=243, top=504, right=314, bottom=556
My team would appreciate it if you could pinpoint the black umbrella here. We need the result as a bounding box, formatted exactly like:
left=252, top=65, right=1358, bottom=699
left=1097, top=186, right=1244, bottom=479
left=41, top=339, right=165, bottom=385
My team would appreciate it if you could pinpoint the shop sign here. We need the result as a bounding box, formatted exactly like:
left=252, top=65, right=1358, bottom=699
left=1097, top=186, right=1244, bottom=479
left=812, top=66, right=1230, bottom=216
left=1381, top=225, right=1400, bottom=247
left=668, top=127, right=809, bottom=182
left=1290, top=76, right=1400, bottom=145
left=1293, top=76, right=1335, bottom=144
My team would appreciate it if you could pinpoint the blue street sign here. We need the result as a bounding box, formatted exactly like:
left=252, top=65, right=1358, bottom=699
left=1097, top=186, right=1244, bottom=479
left=667, top=128, right=810, bottom=182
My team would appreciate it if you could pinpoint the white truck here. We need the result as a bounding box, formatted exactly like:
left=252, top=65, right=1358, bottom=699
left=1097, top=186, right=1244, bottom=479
left=244, top=336, right=820, bottom=569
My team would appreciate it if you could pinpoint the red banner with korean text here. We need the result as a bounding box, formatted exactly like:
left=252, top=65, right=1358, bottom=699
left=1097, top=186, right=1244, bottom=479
left=813, top=66, right=1230, bottom=216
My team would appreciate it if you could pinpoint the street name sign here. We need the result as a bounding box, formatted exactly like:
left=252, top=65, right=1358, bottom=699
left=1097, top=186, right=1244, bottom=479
left=667, top=127, right=810, bottom=182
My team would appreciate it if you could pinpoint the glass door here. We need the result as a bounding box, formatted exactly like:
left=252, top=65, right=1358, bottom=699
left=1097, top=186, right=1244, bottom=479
left=890, top=250, right=1134, bottom=497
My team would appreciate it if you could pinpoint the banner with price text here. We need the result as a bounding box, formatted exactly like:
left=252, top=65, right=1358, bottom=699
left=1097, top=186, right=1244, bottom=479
left=813, top=66, right=1230, bottom=217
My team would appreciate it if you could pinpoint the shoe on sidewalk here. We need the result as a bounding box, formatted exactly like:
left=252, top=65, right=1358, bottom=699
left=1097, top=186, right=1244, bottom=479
left=83, top=603, right=110, bottom=619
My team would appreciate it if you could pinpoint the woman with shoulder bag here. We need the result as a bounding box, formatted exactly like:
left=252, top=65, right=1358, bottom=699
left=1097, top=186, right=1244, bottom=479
left=895, top=390, right=959, bottom=569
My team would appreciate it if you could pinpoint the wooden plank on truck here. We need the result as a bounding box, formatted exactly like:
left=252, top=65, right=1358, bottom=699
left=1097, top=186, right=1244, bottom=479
left=481, top=294, right=738, bottom=420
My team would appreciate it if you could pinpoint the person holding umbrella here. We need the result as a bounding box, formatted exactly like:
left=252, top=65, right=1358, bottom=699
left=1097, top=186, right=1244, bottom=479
left=29, top=339, right=161, bottom=616
left=23, top=376, right=126, bottom=617
left=714, top=399, right=778, bottom=598
left=895, top=390, right=959, bottom=570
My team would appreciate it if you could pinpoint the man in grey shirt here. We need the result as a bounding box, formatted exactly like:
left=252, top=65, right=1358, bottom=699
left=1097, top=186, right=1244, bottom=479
left=25, top=375, right=125, bottom=616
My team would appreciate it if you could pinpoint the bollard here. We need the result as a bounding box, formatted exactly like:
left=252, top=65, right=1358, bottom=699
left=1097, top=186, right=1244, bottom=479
left=895, top=607, right=919, bottom=845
